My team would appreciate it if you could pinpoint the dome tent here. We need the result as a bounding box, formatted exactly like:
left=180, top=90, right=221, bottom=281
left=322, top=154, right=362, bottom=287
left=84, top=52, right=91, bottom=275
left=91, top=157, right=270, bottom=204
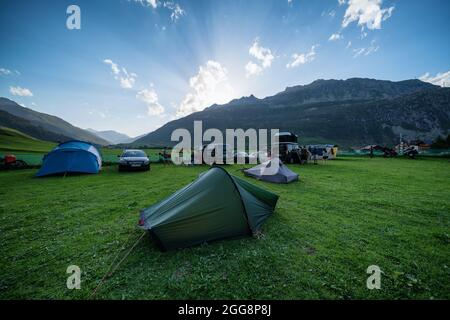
left=243, top=157, right=298, bottom=184
left=138, top=166, right=279, bottom=251
left=36, top=140, right=102, bottom=177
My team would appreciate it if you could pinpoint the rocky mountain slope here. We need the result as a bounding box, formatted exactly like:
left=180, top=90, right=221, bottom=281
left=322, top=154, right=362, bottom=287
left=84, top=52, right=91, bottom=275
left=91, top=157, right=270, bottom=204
left=133, top=78, right=450, bottom=148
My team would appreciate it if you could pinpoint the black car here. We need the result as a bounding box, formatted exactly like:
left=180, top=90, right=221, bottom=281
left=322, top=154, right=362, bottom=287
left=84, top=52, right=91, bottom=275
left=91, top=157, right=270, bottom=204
left=118, top=149, right=150, bottom=171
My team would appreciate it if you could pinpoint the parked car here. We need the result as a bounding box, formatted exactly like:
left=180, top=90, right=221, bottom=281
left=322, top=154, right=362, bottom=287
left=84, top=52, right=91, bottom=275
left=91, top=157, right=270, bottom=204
left=118, top=149, right=150, bottom=171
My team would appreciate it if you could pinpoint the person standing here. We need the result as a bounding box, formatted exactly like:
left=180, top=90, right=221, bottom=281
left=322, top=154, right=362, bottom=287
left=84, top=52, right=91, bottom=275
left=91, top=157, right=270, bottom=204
left=160, top=146, right=170, bottom=165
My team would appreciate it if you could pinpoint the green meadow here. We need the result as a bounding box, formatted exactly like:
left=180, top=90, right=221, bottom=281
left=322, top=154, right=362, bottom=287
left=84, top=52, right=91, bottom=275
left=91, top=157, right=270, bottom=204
left=0, top=126, right=163, bottom=165
left=0, top=126, right=56, bottom=154
left=0, top=157, right=449, bottom=299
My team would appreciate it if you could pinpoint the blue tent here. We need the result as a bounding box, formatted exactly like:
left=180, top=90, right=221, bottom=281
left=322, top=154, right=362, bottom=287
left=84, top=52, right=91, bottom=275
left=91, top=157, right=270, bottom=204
left=36, top=140, right=102, bottom=177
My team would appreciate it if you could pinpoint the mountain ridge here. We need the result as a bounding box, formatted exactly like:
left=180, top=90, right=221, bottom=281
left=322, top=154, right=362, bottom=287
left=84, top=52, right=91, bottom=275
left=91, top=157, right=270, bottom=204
left=86, top=128, right=135, bottom=144
left=1, top=78, right=447, bottom=149
left=132, top=78, right=449, bottom=148
left=0, top=98, right=109, bottom=145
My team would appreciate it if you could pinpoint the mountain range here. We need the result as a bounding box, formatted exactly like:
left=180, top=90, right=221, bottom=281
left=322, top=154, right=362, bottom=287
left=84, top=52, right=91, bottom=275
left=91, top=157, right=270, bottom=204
left=132, top=78, right=450, bottom=148
left=85, top=128, right=136, bottom=145
left=1, top=78, right=449, bottom=149
left=0, top=98, right=108, bottom=145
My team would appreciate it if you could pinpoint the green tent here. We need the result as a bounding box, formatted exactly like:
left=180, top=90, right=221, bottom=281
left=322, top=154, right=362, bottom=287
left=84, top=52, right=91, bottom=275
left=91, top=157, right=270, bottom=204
left=138, top=166, right=279, bottom=251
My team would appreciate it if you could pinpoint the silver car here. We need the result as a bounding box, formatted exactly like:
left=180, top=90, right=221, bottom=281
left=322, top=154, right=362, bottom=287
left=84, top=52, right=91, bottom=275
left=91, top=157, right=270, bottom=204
left=118, top=149, right=150, bottom=171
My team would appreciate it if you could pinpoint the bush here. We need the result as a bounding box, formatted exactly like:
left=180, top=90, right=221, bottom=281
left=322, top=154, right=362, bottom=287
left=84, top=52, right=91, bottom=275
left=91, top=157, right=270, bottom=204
left=431, top=134, right=450, bottom=149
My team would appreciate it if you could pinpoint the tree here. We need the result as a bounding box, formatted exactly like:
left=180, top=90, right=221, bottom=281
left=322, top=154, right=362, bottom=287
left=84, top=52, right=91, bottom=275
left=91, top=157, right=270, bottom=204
left=431, top=135, right=450, bottom=149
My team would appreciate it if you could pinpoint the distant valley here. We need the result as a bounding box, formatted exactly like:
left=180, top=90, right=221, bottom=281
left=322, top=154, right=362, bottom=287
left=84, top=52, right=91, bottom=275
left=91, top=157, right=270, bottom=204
left=85, top=128, right=137, bottom=145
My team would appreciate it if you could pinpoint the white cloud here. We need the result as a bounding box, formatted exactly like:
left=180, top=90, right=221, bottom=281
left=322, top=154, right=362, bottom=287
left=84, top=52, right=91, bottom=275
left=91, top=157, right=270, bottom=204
left=419, top=70, right=450, bottom=87
left=0, top=68, right=12, bottom=76
left=148, top=0, right=158, bottom=8
left=163, top=1, right=185, bottom=21
left=352, top=48, right=365, bottom=57
left=245, top=39, right=274, bottom=77
left=119, top=68, right=137, bottom=89
left=103, top=59, right=120, bottom=75
left=338, top=0, right=346, bottom=5
left=329, top=33, right=343, bottom=41
left=120, top=77, right=136, bottom=89
left=346, top=40, right=352, bottom=49
left=321, top=10, right=337, bottom=18
left=342, top=0, right=394, bottom=30
left=9, top=86, right=33, bottom=97
left=103, top=59, right=137, bottom=89
left=132, top=1, right=185, bottom=21
left=133, top=0, right=158, bottom=9
left=0, top=68, right=20, bottom=76
left=245, top=61, right=263, bottom=77
left=176, top=60, right=235, bottom=117
left=286, top=45, right=318, bottom=68
left=249, top=39, right=274, bottom=68
left=352, top=40, right=379, bottom=58
left=136, top=86, right=165, bottom=115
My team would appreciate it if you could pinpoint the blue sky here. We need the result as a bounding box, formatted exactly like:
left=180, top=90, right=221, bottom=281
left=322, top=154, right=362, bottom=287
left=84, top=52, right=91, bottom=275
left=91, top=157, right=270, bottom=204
left=0, top=0, right=449, bottom=137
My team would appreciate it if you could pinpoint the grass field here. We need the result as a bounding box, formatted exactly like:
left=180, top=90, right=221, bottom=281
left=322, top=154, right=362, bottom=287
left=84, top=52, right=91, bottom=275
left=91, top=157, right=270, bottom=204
left=0, top=157, right=449, bottom=299
left=0, top=126, right=56, bottom=154
left=0, top=127, right=164, bottom=165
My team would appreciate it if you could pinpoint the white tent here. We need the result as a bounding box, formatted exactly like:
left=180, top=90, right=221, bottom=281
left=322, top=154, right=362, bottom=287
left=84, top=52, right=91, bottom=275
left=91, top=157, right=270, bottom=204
left=243, top=157, right=299, bottom=184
